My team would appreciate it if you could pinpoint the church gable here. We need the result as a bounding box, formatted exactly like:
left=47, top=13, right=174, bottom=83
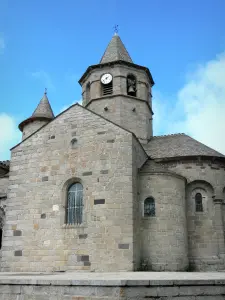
left=12, top=103, right=131, bottom=153
left=6, top=103, right=137, bottom=272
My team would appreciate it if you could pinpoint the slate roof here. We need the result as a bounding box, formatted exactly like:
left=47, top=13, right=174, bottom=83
left=100, top=33, right=133, bottom=64
left=144, top=133, right=225, bottom=159
left=0, top=160, right=10, bottom=170
left=32, top=92, right=54, bottom=119
left=19, top=91, right=54, bottom=131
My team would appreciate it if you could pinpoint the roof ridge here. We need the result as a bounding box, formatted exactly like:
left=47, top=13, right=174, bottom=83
left=152, top=133, right=185, bottom=139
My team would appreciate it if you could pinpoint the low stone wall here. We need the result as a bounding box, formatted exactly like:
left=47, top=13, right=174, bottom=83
left=0, top=272, right=225, bottom=299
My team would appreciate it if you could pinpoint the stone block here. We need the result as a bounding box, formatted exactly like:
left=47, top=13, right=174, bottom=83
left=100, top=170, right=109, bottom=174
left=82, top=172, right=92, bottom=176
left=0, top=285, right=21, bottom=294
left=41, top=213, right=46, bottom=219
left=118, top=243, right=129, bottom=249
left=79, top=234, right=87, bottom=239
left=42, top=176, right=48, bottom=182
left=94, top=199, right=105, bottom=205
left=33, top=223, right=39, bottom=230
left=14, top=250, right=22, bottom=256
left=77, top=255, right=89, bottom=262
left=13, top=230, right=22, bottom=236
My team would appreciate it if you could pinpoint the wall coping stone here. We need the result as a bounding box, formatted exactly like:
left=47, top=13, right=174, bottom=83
left=0, top=272, right=225, bottom=286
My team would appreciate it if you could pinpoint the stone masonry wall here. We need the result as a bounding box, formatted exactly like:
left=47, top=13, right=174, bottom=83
left=82, top=64, right=153, bottom=141
left=132, top=137, right=148, bottom=270
left=139, top=170, right=188, bottom=271
left=22, top=120, right=48, bottom=140
left=88, top=96, right=152, bottom=142
left=0, top=280, right=225, bottom=300
left=2, top=104, right=136, bottom=272
left=165, top=159, right=225, bottom=271
left=0, top=176, right=8, bottom=196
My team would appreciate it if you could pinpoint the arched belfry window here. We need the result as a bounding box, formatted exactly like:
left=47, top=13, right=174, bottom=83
left=127, top=74, right=136, bottom=97
left=86, top=82, right=91, bottom=102
left=195, top=193, right=203, bottom=212
left=66, top=183, right=83, bottom=224
left=144, top=197, right=155, bottom=217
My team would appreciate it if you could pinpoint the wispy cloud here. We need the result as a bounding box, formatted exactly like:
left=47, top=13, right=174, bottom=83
left=153, top=52, right=225, bottom=154
left=0, top=114, right=21, bottom=160
left=0, top=36, right=5, bottom=54
left=31, top=71, right=55, bottom=91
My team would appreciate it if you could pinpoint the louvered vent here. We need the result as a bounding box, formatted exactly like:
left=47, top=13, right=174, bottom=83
left=102, top=82, right=113, bottom=96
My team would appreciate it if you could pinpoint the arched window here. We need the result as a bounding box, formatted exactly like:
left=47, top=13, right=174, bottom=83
left=86, top=82, right=91, bottom=103
left=195, top=193, right=203, bottom=212
left=127, top=74, right=136, bottom=97
left=66, top=183, right=83, bottom=224
left=144, top=197, right=155, bottom=217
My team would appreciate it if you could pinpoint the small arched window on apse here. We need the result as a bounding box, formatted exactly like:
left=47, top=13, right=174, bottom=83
left=127, top=74, right=137, bottom=97
left=144, top=197, right=155, bottom=217
left=195, top=193, right=203, bottom=212
left=86, top=82, right=91, bottom=103
left=66, top=183, right=83, bottom=225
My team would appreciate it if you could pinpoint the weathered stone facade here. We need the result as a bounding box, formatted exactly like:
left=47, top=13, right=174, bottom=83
left=0, top=33, right=225, bottom=273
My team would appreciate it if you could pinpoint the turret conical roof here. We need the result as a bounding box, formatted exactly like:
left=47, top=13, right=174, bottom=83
left=100, top=33, right=133, bottom=64
left=32, top=91, right=54, bottom=119
left=18, top=90, right=54, bottom=132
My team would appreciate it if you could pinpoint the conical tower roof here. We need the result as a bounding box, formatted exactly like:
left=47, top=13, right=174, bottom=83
left=100, top=33, right=133, bottom=64
left=19, top=90, right=54, bottom=131
left=32, top=91, right=54, bottom=119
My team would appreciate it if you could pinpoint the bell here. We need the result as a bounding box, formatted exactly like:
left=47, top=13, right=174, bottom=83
left=128, top=85, right=135, bottom=94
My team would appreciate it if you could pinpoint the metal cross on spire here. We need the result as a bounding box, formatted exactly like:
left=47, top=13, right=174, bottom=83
left=44, top=88, right=47, bottom=95
left=113, top=24, right=119, bottom=35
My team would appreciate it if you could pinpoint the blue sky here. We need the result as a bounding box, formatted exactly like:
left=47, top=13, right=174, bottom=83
left=1, top=0, right=225, bottom=160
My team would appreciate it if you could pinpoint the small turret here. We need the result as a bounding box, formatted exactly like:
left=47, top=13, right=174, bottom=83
left=18, top=89, right=54, bottom=140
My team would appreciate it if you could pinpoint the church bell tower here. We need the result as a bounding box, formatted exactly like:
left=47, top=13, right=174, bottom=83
left=79, top=33, right=154, bottom=143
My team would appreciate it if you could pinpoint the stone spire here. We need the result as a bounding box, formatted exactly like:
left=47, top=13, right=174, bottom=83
left=18, top=89, right=54, bottom=138
left=100, top=33, right=133, bottom=64
left=32, top=89, right=54, bottom=119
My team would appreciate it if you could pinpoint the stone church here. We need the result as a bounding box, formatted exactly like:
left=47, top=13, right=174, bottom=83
left=0, top=33, right=225, bottom=273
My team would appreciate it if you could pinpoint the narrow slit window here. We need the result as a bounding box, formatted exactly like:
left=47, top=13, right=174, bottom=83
left=86, top=82, right=91, bottom=102
left=66, top=183, right=83, bottom=224
left=195, top=193, right=203, bottom=212
left=144, top=197, right=155, bottom=217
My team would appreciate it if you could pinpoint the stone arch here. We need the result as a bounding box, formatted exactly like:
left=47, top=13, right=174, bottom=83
left=60, top=177, right=84, bottom=226
left=187, top=180, right=214, bottom=213
left=127, top=73, right=137, bottom=97
left=143, top=197, right=155, bottom=217
left=186, top=180, right=217, bottom=270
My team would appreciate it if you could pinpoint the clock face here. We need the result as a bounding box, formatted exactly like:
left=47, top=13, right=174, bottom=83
left=101, top=73, right=112, bottom=84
